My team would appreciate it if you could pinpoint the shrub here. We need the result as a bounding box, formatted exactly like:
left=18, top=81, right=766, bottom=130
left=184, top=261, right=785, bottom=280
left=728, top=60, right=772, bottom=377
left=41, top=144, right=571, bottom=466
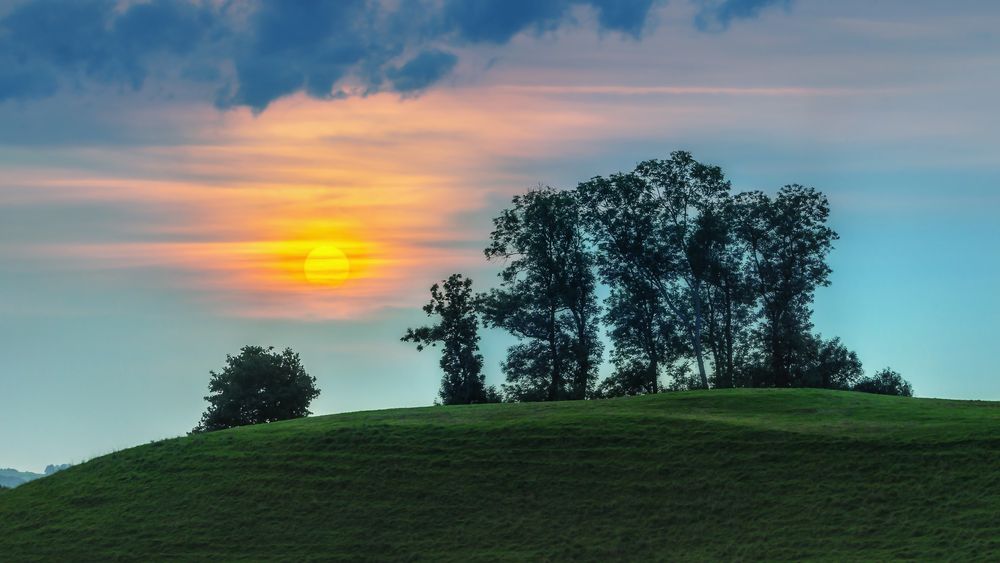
left=852, top=367, right=913, bottom=397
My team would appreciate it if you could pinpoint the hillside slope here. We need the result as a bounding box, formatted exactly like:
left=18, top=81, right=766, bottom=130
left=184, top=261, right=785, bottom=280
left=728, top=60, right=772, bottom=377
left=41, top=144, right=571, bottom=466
left=1, top=389, right=999, bottom=561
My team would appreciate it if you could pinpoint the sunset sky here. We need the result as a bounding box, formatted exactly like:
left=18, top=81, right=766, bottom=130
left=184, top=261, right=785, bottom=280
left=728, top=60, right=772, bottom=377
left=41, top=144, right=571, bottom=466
left=2, top=0, right=999, bottom=471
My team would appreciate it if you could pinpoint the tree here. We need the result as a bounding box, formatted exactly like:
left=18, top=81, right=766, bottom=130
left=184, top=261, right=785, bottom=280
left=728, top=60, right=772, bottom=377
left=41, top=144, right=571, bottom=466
left=853, top=368, right=914, bottom=397
left=402, top=274, right=496, bottom=405
left=578, top=151, right=731, bottom=388
left=798, top=335, right=864, bottom=390
left=733, top=186, right=838, bottom=387
left=691, top=203, right=756, bottom=388
left=482, top=187, right=602, bottom=401
left=193, top=346, right=320, bottom=433
left=597, top=277, right=687, bottom=396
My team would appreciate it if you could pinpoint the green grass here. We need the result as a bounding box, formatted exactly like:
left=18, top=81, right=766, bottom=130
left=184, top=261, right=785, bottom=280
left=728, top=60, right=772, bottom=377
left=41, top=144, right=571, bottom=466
left=2, top=389, right=999, bottom=561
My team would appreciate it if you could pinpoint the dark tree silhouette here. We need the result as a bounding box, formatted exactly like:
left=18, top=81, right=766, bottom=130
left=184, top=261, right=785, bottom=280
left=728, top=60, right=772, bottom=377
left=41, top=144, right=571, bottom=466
left=734, top=186, right=838, bottom=387
left=402, top=274, right=497, bottom=405
left=481, top=187, right=602, bottom=401
left=800, top=335, right=864, bottom=390
left=578, top=152, right=731, bottom=389
left=193, top=346, right=319, bottom=433
left=690, top=202, right=757, bottom=388
left=403, top=151, right=883, bottom=401
left=853, top=368, right=914, bottom=397
left=597, top=276, right=687, bottom=396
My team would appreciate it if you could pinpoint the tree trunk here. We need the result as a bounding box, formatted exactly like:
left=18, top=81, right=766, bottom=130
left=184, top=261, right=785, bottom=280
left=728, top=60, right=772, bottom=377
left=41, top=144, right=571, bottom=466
left=723, top=283, right=735, bottom=387
left=692, top=280, right=709, bottom=389
left=547, top=305, right=561, bottom=401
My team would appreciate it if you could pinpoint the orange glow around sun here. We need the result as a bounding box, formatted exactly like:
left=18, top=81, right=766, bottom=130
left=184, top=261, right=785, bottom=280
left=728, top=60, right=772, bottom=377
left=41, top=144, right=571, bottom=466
left=5, top=86, right=625, bottom=319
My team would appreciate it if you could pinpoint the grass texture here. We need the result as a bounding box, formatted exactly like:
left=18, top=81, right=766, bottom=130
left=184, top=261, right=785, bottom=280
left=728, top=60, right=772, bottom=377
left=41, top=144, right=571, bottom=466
left=1, top=389, right=999, bottom=561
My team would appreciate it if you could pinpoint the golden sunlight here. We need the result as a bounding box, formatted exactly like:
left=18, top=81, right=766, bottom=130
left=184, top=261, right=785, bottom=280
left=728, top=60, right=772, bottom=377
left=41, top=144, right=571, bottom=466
left=303, top=244, right=351, bottom=286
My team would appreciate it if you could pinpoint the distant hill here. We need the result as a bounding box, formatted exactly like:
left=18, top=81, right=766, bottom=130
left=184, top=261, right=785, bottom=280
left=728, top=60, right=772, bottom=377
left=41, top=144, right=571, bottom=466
left=0, top=464, right=70, bottom=489
left=0, top=468, right=43, bottom=489
left=1, top=389, right=999, bottom=560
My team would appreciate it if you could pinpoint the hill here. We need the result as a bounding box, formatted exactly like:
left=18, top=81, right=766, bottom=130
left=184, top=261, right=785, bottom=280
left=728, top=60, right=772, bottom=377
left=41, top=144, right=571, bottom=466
left=0, top=468, right=43, bottom=489
left=1, top=389, right=998, bottom=560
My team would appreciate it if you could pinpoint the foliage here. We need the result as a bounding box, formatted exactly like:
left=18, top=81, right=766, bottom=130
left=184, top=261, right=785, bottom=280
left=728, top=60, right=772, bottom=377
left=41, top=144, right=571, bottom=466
left=598, top=278, right=687, bottom=396
left=578, top=151, right=732, bottom=389
left=405, top=151, right=880, bottom=400
left=800, top=335, right=864, bottom=390
left=402, top=274, right=496, bottom=404
left=733, top=187, right=838, bottom=387
left=2, top=390, right=997, bottom=560
left=193, top=346, right=320, bottom=433
left=853, top=367, right=914, bottom=397
left=482, top=187, right=602, bottom=401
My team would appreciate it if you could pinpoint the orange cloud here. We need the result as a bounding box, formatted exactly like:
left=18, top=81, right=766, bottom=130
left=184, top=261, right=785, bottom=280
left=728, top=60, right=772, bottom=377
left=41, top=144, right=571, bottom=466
left=4, top=81, right=898, bottom=319
left=4, top=89, right=593, bottom=318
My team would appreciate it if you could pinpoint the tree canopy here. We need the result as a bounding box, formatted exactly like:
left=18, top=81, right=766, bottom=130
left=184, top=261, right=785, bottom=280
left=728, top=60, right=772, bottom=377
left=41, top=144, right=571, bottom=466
left=403, top=151, right=914, bottom=403
left=193, top=346, right=320, bottom=433
left=481, top=187, right=602, bottom=401
left=853, top=368, right=914, bottom=397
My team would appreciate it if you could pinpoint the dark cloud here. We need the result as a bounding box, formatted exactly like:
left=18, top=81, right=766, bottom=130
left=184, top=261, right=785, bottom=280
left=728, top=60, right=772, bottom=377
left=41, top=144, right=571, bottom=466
left=220, top=0, right=372, bottom=112
left=0, top=0, right=216, bottom=92
left=0, top=0, right=787, bottom=112
left=441, top=0, right=657, bottom=43
left=0, top=59, right=57, bottom=102
left=695, top=0, right=791, bottom=31
left=387, top=49, right=459, bottom=93
left=590, top=0, right=659, bottom=37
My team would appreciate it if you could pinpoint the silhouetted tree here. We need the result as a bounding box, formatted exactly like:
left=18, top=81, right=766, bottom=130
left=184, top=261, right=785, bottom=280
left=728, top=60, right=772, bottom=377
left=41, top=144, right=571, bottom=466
left=400, top=151, right=891, bottom=399
left=853, top=368, right=913, bottom=397
left=692, top=203, right=757, bottom=388
left=733, top=186, right=838, bottom=387
left=402, top=274, right=497, bottom=405
left=193, top=346, right=320, bottom=433
left=578, top=151, right=732, bottom=388
left=798, top=335, right=864, bottom=390
left=482, top=187, right=602, bottom=401
left=597, top=277, right=687, bottom=396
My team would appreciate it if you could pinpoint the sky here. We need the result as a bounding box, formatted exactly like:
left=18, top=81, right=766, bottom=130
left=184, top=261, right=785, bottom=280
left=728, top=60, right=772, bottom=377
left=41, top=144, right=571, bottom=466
left=2, top=0, right=999, bottom=472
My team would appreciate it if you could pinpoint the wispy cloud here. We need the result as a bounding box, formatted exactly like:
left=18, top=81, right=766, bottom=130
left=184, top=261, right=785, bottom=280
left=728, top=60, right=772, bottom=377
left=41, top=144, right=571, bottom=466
left=495, top=84, right=879, bottom=96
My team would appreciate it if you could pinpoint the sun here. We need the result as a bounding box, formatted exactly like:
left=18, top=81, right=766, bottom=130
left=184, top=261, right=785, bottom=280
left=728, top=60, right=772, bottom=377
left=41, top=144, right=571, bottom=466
left=303, top=244, right=351, bottom=285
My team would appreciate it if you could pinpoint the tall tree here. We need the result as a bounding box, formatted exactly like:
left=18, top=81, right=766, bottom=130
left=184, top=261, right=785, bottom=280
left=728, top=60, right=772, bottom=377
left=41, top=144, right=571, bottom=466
left=482, top=187, right=602, bottom=401
left=578, top=151, right=731, bottom=388
left=690, top=204, right=757, bottom=388
left=733, top=186, right=838, bottom=387
left=402, top=274, right=494, bottom=405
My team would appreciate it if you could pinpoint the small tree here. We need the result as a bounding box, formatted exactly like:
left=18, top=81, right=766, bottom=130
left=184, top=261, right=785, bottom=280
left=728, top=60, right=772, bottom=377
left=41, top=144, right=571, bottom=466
left=853, top=367, right=914, bottom=397
left=799, top=335, right=864, bottom=390
left=193, top=346, right=320, bottom=433
left=402, top=274, right=497, bottom=405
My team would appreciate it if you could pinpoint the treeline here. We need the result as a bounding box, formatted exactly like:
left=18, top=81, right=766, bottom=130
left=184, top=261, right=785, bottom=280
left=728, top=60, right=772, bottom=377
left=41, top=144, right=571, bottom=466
left=403, top=152, right=912, bottom=404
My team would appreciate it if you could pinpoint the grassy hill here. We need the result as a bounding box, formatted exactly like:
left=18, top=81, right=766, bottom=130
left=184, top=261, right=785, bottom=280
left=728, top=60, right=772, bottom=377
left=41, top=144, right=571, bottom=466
left=1, top=389, right=999, bottom=561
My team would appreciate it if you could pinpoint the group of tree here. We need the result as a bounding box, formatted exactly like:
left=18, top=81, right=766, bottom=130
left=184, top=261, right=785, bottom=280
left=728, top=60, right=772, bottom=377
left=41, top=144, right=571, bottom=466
left=404, top=151, right=912, bottom=404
